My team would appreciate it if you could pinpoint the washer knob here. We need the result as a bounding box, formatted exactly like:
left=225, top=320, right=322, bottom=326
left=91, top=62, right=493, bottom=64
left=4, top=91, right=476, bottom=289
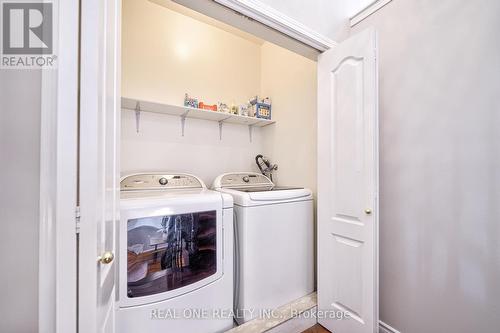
left=159, top=177, right=168, bottom=185
left=242, top=176, right=250, bottom=183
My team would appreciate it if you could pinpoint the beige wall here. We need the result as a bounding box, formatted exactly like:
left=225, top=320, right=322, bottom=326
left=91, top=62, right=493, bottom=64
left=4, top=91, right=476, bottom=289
left=121, top=0, right=317, bottom=191
left=351, top=0, right=500, bottom=332
left=260, top=42, right=317, bottom=194
left=121, top=0, right=265, bottom=183
left=122, top=0, right=261, bottom=106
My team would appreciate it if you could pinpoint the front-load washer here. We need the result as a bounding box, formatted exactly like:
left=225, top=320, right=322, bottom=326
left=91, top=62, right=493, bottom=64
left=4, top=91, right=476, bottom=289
left=212, top=172, right=314, bottom=324
left=117, top=173, right=233, bottom=333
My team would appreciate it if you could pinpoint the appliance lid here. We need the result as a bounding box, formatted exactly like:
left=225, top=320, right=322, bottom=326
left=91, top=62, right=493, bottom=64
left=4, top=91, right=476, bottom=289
left=120, top=188, right=226, bottom=211
left=213, top=172, right=312, bottom=205
left=246, top=188, right=311, bottom=202
left=230, top=185, right=304, bottom=192
left=218, top=187, right=312, bottom=206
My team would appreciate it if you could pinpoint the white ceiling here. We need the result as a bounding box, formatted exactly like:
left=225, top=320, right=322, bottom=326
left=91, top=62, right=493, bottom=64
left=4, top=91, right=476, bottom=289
left=256, top=0, right=374, bottom=41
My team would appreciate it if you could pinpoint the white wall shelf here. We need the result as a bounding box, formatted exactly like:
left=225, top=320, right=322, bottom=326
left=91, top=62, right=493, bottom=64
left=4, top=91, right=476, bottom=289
left=122, top=97, right=275, bottom=141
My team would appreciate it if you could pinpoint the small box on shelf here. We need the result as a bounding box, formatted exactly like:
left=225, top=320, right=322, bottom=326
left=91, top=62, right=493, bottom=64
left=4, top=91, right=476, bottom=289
left=249, top=96, right=272, bottom=120
left=199, top=102, right=217, bottom=111
left=255, top=103, right=271, bottom=120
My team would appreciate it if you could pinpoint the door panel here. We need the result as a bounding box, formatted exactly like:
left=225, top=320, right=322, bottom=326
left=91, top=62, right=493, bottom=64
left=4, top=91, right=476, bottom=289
left=332, top=58, right=365, bottom=222
left=330, top=233, right=364, bottom=322
left=317, top=28, right=378, bottom=333
left=79, top=0, right=120, bottom=332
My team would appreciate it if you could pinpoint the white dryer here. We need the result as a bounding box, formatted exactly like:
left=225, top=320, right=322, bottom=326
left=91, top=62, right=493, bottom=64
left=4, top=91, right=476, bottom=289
left=117, top=173, right=233, bottom=333
left=212, top=172, right=314, bottom=324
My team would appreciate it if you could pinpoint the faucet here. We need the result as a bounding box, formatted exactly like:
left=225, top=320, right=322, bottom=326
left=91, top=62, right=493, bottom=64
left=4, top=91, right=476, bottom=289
left=255, top=154, right=278, bottom=181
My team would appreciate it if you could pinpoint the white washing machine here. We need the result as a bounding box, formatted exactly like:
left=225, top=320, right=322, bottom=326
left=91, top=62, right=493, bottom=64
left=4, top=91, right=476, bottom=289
left=117, top=173, right=233, bottom=333
left=212, top=172, right=314, bottom=324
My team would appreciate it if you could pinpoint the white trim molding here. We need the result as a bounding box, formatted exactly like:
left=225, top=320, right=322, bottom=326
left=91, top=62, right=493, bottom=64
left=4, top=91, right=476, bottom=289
left=39, top=0, right=79, bottom=332
left=213, top=0, right=336, bottom=51
left=350, top=0, right=393, bottom=27
left=379, top=320, right=402, bottom=333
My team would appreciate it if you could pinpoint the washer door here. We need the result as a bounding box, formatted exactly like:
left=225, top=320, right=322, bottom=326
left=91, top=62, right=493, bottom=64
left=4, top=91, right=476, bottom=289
left=119, top=198, right=224, bottom=307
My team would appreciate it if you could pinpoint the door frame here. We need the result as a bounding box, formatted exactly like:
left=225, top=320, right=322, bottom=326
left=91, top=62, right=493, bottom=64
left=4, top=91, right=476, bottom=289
left=38, top=0, right=79, bottom=333
left=212, top=0, right=336, bottom=51
left=78, top=0, right=122, bottom=332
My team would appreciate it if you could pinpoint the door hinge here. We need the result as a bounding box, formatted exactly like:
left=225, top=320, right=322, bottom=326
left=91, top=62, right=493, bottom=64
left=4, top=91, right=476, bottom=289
left=75, top=206, right=81, bottom=234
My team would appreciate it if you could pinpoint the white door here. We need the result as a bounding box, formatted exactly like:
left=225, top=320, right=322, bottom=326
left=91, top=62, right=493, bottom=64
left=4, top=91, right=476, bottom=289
left=78, top=0, right=121, bottom=332
left=317, top=28, right=379, bottom=333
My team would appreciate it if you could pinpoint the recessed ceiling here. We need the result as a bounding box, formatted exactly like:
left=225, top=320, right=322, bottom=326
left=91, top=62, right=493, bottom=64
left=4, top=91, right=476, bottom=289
left=165, top=0, right=322, bottom=60
left=149, top=0, right=265, bottom=45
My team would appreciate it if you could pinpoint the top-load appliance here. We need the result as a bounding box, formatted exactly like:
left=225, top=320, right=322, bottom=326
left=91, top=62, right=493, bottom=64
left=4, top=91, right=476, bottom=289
left=117, top=173, right=233, bottom=333
left=212, top=172, right=314, bottom=324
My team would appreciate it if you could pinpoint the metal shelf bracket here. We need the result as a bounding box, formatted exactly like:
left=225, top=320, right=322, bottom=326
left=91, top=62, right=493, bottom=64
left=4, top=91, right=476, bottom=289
left=135, top=101, right=141, bottom=133
left=218, top=121, right=224, bottom=140
left=248, top=124, right=254, bottom=142
left=180, top=112, right=188, bottom=136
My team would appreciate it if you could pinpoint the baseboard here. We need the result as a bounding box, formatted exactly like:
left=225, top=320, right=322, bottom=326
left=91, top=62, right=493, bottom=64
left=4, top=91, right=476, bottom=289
left=379, top=320, right=401, bottom=333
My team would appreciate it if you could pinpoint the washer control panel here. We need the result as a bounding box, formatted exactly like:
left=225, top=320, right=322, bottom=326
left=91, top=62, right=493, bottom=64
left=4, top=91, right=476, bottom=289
left=121, top=173, right=205, bottom=191
left=218, top=172, right=272, bottom=188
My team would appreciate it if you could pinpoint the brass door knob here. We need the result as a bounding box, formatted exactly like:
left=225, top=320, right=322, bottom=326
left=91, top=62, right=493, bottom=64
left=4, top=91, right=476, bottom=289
left=98, top=251, right=114, bottom=264
left=364, top=209, right=372, bottom=215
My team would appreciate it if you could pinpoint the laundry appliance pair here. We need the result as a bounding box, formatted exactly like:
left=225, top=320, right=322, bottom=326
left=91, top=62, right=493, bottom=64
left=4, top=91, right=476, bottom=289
left=117, top=172, right=313, bottom=332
